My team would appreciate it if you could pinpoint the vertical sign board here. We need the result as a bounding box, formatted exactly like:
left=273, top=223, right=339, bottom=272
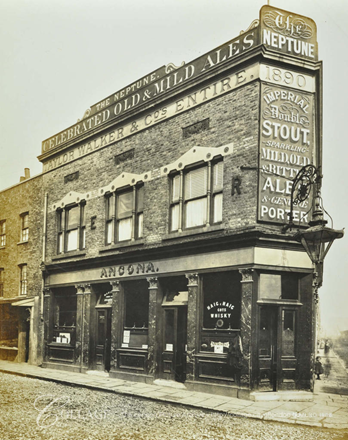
left=259, top=80, right=315, bottom=224
left=258, top=6, right=318, bottom=225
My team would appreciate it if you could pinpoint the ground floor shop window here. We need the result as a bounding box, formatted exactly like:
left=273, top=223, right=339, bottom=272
left=52, top=291, right=77, bottom=345
left=203, top=272, right=241, bottom=332
left=123, top=280, right=149, bottom=349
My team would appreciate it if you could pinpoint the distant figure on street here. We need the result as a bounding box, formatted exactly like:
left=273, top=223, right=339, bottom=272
left=324, top=340, right=331, bottom=355
left=315, top=356, right=324, bottom=380
left=324, top=357, right=331, bottom=378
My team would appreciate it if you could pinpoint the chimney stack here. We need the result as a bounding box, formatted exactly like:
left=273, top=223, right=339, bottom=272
left=20, top=168, right=30, bottom=182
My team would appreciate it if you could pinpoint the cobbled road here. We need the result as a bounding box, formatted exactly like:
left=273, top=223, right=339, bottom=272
left=0, top=372, right=346, bottom=440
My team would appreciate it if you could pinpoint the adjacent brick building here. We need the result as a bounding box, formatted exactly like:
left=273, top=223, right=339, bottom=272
left=0, top=171, right=43, bottom=364
left=1, top=5, right=324, bottom=398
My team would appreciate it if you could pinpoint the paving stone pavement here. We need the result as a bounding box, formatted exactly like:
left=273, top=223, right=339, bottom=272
left=0, top=359, right=347, bottom=430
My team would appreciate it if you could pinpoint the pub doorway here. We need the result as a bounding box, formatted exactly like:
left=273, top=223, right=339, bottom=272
left=162, top=305, right=187, bottom=383
left=95, top=291, right=112, bottom=372
left=258, top=306, right=297, bottom=391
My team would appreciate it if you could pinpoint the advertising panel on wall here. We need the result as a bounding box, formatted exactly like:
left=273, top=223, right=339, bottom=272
left=258, top=79, right=315, bottom=225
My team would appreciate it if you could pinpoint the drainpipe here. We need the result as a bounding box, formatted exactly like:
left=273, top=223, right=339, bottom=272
left=41, top=193, right=48, bottom=318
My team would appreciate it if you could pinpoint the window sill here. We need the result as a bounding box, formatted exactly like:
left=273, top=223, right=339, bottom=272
left=17, top=240, right=29, bottom=246
left=99, top=239, right=145, bottom=253
left=0, top=246, right=5, bottom=250
left=52, top=250, right=86, bottom=261
left=162, top=224, right=224, bottom=241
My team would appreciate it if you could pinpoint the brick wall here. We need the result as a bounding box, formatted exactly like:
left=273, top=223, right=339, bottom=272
left=43, top=80, right=266, bottom=263
left=0, top=175, right=44, bottom=299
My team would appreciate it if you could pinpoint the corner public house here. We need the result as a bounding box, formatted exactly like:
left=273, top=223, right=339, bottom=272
left=34, top=6, right=322, bottom=398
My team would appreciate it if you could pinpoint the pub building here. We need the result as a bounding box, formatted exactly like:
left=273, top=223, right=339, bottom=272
left=39, top=5, right=321, bottom=398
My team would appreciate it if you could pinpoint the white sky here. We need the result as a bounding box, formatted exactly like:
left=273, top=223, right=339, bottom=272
left=0, top=0, right=347, bottom=335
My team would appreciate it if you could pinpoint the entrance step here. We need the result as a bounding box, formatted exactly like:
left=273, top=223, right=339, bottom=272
left=86, top=370, right=109, bottom=378
left=153, top=379, right=187, bottom=389
left=250, top=391, right=313, bottom=402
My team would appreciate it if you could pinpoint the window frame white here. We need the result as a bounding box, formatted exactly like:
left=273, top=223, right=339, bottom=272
left=169, top=159, right=223, bottom=232
left=57, top=203, right=86, bottom=254
left=0, top=220, right=6, bottom=247
left=20, top=212, right=29, bottom=242
left=105, top=185, right=144, bottom=245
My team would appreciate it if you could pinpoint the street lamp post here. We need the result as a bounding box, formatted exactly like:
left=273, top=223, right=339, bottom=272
left=283, top=164, right=344, bottom=390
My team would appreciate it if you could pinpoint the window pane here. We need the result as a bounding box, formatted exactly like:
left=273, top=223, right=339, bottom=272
left=213, top=162, right=224, bottom=192
left=106, top=197, right=113, bottom=220
left=22, top=214, right=29, bottom=229
left=137, top=213, right=143, bottom=238
left=118, top=218, right=132, bottom=241
left=22, top=229, right=29, bottom=241
left=282, top=274, right=299, bottom=300
left=186, top=198, right=207, bottom=228
left=106, top=221, right=113, bottom=244
left=282, top=310, right=295, bottom=356
left=58, top=233, right=63, bottom=253
left=184, top=167, right=207, bottom=200
left=67, top=206, right=79, bottom=228
left=66, top=229, right=78, bottom=251
left=137, top=186, right=144, bottom=212
left=259, top=274, right=281, bottom=300
left=0, top=235, right=5, bottom=246
left=0, top=221, right=5, bottom=234
left=21, top=280, right=27, bottom=296
left=213, top=193, right=223, bottom=223
left=171, top=204, right=179, bottom=231
left=81, top=228, right=86, bottom=249
left=117, top=191, right=133, bottom=219
left=57, top=212, right=62, bottom=232
left=172, top=175, right=180, bottom=202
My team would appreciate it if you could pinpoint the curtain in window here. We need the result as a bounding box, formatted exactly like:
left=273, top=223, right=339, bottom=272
left=184, top=167, right=207, bottom=200
left=186, top=198, right=207, bottom=228
left=66, top=229, right=78, bottom=251
left=117, top=192, right=133, bottom=219
left=118, top=218, right=132, bottom=241
left=213, top=193, right=223, bottom=223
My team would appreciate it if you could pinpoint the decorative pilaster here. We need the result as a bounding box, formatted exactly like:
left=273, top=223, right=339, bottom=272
left=75, top=284, right=85, bottom=366
left=82, top=284, right=92, bottom=369
left=110, top=280, right=121, bottom=370
left=238, top=268, right=254, bottom=388
left=147, top=277, right=159, bottom=376
left=43, top=288, right=53, bottom=362
left=185, top=273, right=199, bottom=381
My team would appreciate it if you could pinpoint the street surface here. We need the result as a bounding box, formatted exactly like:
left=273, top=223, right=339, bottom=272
left=0, top=372, right=346, bottom=440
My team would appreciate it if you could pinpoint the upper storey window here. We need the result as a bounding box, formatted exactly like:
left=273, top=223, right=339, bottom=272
left=0, top=220, right=6, bottom=247
left=19, top=264, right=27, bottom=296
left=57, top=203, right=86, bottom=253
left=20, top=212, right=29, bottom=242
left=105, top=185, right=144, bottom=244
left=170, top=161, right=223, bottom=232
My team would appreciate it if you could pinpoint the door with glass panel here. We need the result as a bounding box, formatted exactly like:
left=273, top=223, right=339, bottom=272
left=258, top=306, right=297, bottom=391
left=162, top=307, right=187, bottom=382
left=95, top=309, right=111, bottom=371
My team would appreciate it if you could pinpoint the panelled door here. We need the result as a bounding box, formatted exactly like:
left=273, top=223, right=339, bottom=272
left=258, top=306, right=297, bottom=391
left=162, top=307, right=187, bottom=382
left=95, top=308, right=111, bottom=371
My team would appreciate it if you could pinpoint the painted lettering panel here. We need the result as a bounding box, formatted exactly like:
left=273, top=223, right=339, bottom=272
left=258, top=82, right=315, bottom=225
left=42, top=65, right=259, bottom=173
left=260, top=5, right=318, bottom=60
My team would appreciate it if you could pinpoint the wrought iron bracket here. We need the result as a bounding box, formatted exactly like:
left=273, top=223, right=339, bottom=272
left=282, top=164, right=320, bottom=233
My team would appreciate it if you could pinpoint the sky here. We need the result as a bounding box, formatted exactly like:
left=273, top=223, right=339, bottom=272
left=0, top=0, right=347, bottom=335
